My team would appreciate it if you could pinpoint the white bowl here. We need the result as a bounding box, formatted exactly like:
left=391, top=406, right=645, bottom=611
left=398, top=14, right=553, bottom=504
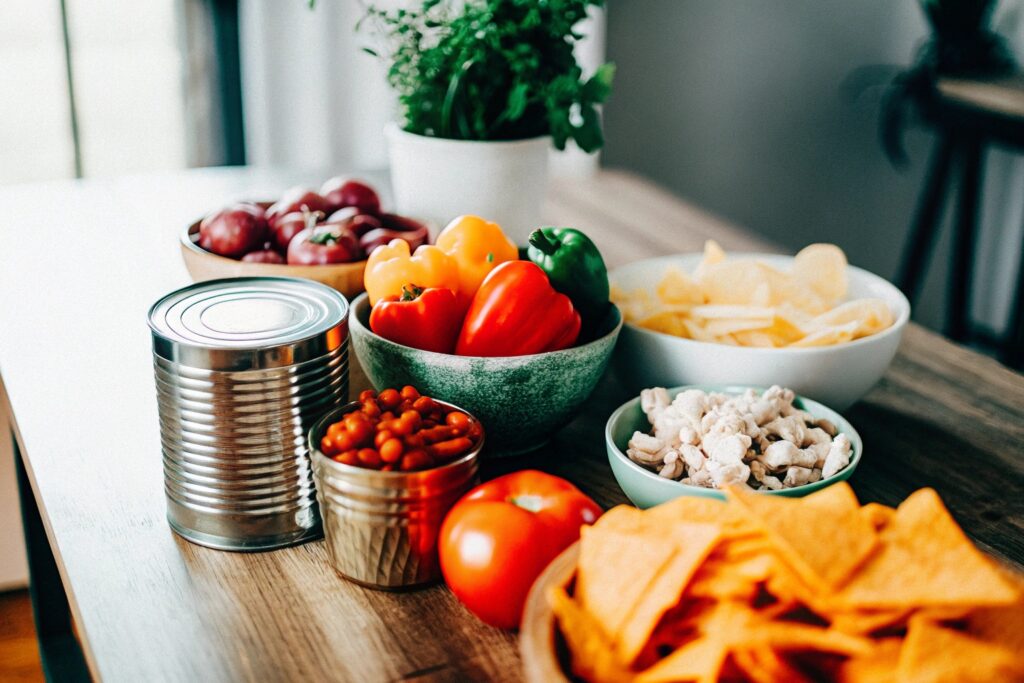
left=609, top=253, right=910, bottom=410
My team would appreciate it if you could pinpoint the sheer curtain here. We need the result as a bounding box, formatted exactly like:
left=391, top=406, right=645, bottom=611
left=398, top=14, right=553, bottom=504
left=239, top=0, right=605, bottom=177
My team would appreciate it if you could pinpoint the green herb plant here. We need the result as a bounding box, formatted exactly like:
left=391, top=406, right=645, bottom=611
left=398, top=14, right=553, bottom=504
left=358, top=0, right=614, bottom=152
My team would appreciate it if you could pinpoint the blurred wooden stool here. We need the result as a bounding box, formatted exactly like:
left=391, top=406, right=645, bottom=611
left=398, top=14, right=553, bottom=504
left=895, top=74, right=1024, bottom=368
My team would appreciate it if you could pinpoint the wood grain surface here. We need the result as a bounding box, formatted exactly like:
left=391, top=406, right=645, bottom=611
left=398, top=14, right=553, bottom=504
left=0, top=168, right=1021, bottom=682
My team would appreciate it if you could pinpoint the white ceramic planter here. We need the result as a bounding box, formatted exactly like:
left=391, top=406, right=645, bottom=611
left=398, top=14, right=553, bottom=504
left=385, top=123, right=550, bottom=244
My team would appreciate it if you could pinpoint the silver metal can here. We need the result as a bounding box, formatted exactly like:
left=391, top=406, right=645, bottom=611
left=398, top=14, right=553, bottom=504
left=148, top=277, right=350, bottom=551
left=310, top=401, right=482, bottom=589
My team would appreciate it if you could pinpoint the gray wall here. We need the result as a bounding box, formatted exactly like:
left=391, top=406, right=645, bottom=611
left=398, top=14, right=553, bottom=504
left=604, top=0, right=1024, bottom=337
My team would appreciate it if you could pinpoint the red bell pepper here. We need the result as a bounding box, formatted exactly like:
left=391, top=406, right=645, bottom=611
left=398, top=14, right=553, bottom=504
left=369, top=286, right=462, bottom=354
left=455, top=261, right=581, bottom=357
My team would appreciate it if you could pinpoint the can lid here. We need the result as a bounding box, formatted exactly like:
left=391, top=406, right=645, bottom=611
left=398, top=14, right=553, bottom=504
left=148, top=277, right=349, bottom=371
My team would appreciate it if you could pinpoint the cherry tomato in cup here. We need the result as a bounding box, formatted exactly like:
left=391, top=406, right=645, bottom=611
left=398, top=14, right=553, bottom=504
left=438, top=470, right=602, bottom=629
left=319, top=387, right=481, bottom=472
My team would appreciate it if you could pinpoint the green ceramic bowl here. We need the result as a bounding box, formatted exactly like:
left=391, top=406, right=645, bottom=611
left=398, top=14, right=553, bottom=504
left=350, top=293, right=623, bottom=456
left=605, top=384, right=862, bottom=508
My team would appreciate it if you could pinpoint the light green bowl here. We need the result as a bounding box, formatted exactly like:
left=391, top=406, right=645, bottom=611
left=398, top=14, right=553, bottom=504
left=350, top=293, right=623, bottom=456
left=605, top=385, right=862, bottom=508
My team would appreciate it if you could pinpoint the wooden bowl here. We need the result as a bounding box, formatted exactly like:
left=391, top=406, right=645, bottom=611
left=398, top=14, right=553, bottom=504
left=180, top=220, right=367, bottom=298
left=520, top=542, right=579, bottom=683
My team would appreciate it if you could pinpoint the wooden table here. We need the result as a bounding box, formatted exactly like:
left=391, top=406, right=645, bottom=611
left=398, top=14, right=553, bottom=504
left=1, top=168, right=1021, bottom=682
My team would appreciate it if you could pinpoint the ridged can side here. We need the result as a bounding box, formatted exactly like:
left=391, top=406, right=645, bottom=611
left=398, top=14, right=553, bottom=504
left=149, top=277, right=350, bottom=551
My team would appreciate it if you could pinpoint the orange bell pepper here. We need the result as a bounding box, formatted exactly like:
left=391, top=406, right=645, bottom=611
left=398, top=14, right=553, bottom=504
left=435, top=215, right=518, bottom=306
left=364, top=239, right=459, bottom=305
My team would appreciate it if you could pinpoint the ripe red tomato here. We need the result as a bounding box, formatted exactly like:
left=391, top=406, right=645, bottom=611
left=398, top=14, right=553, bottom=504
left=321, top=177, right=381, bottom=215
left=438, top=470, right=601, bottom=629
left=240, top=249, right=284, bottom=264
left=199, top=203, right=267, bottom=258
left=265, top=187, right=329, bottom=228
left=271, top=211, right=311, bottom=253
left=286, top=225, right=363, bottom=265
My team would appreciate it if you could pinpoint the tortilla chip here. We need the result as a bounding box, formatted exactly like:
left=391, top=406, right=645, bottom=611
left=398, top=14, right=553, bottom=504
left=965, top=570, right=1024, bottom=652
left=549, top=586, right=633, bottom=683
left=896, top=615, right=1023, bottom=682
left=726, top=483, right=879, bottom=589
left=617, top=523, right=722, bottom=664
left=836, top=637, right=902, bottom=683
left=687, top=553, right=775, bottom=601
left=635, top=637, right=727, bottom=683
left=596, top=504, right=653, bottom=533
left=555, top=485, right=1024, bottom=683
left=836, top=489, right=1019, bottom=609
left=576, top=526, right=679, bottom=640
left=732, top=647, right=814, bottom=683
left=695, top=600, right=872, bottom=657
left=829, top=608, right=911, bottom=636
left=646, top=495, right=759, bottom=539
left=859, top=502, right=895, bottom=531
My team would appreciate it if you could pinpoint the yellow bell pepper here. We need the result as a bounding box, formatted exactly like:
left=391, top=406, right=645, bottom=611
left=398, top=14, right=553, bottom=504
left=364, top=239, right=459, bottom=306
left=435, top=215, right=518, bottom=306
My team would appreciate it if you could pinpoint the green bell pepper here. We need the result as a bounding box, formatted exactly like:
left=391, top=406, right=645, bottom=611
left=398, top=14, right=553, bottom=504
left=527, top=227, right=610, bottom=335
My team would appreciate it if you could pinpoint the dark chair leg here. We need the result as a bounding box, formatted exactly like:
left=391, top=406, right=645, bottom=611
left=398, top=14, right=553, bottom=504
left=947, top=140, right=985, bottom=342
left=896, top=135, right=957, bottom=305
left=1003, top=234, right=1024, bottom=370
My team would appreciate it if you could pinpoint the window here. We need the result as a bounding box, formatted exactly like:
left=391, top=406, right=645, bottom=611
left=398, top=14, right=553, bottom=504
left=0, top=0, right=188, bottom=184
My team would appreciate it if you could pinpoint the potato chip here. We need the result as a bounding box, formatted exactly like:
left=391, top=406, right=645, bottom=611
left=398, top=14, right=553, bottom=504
left=681, top=319, right=718, bottom=343
left=896, top=615, right=1023, bottom=682
left=702, top=318, right=776, bottom=337
left=690, top=304, right=776, bottom=320
left=656, top=268, right=704, bottom=305
left=610, top=241, right=896, bottom=348
left=790, top=321, right=859, bottom=347
left=808, top=298, right=894, bottom=339
left=693, top=240, right=727, bottom=280
left=730, top=330, right=778, bottom=347
left=793, top=243, right=848, bottom=304
left=759, top=315, right=809, bottom=345
left=636, top=311, right=690, bottom=337
left=835, top=489, right=1019, bottom=609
